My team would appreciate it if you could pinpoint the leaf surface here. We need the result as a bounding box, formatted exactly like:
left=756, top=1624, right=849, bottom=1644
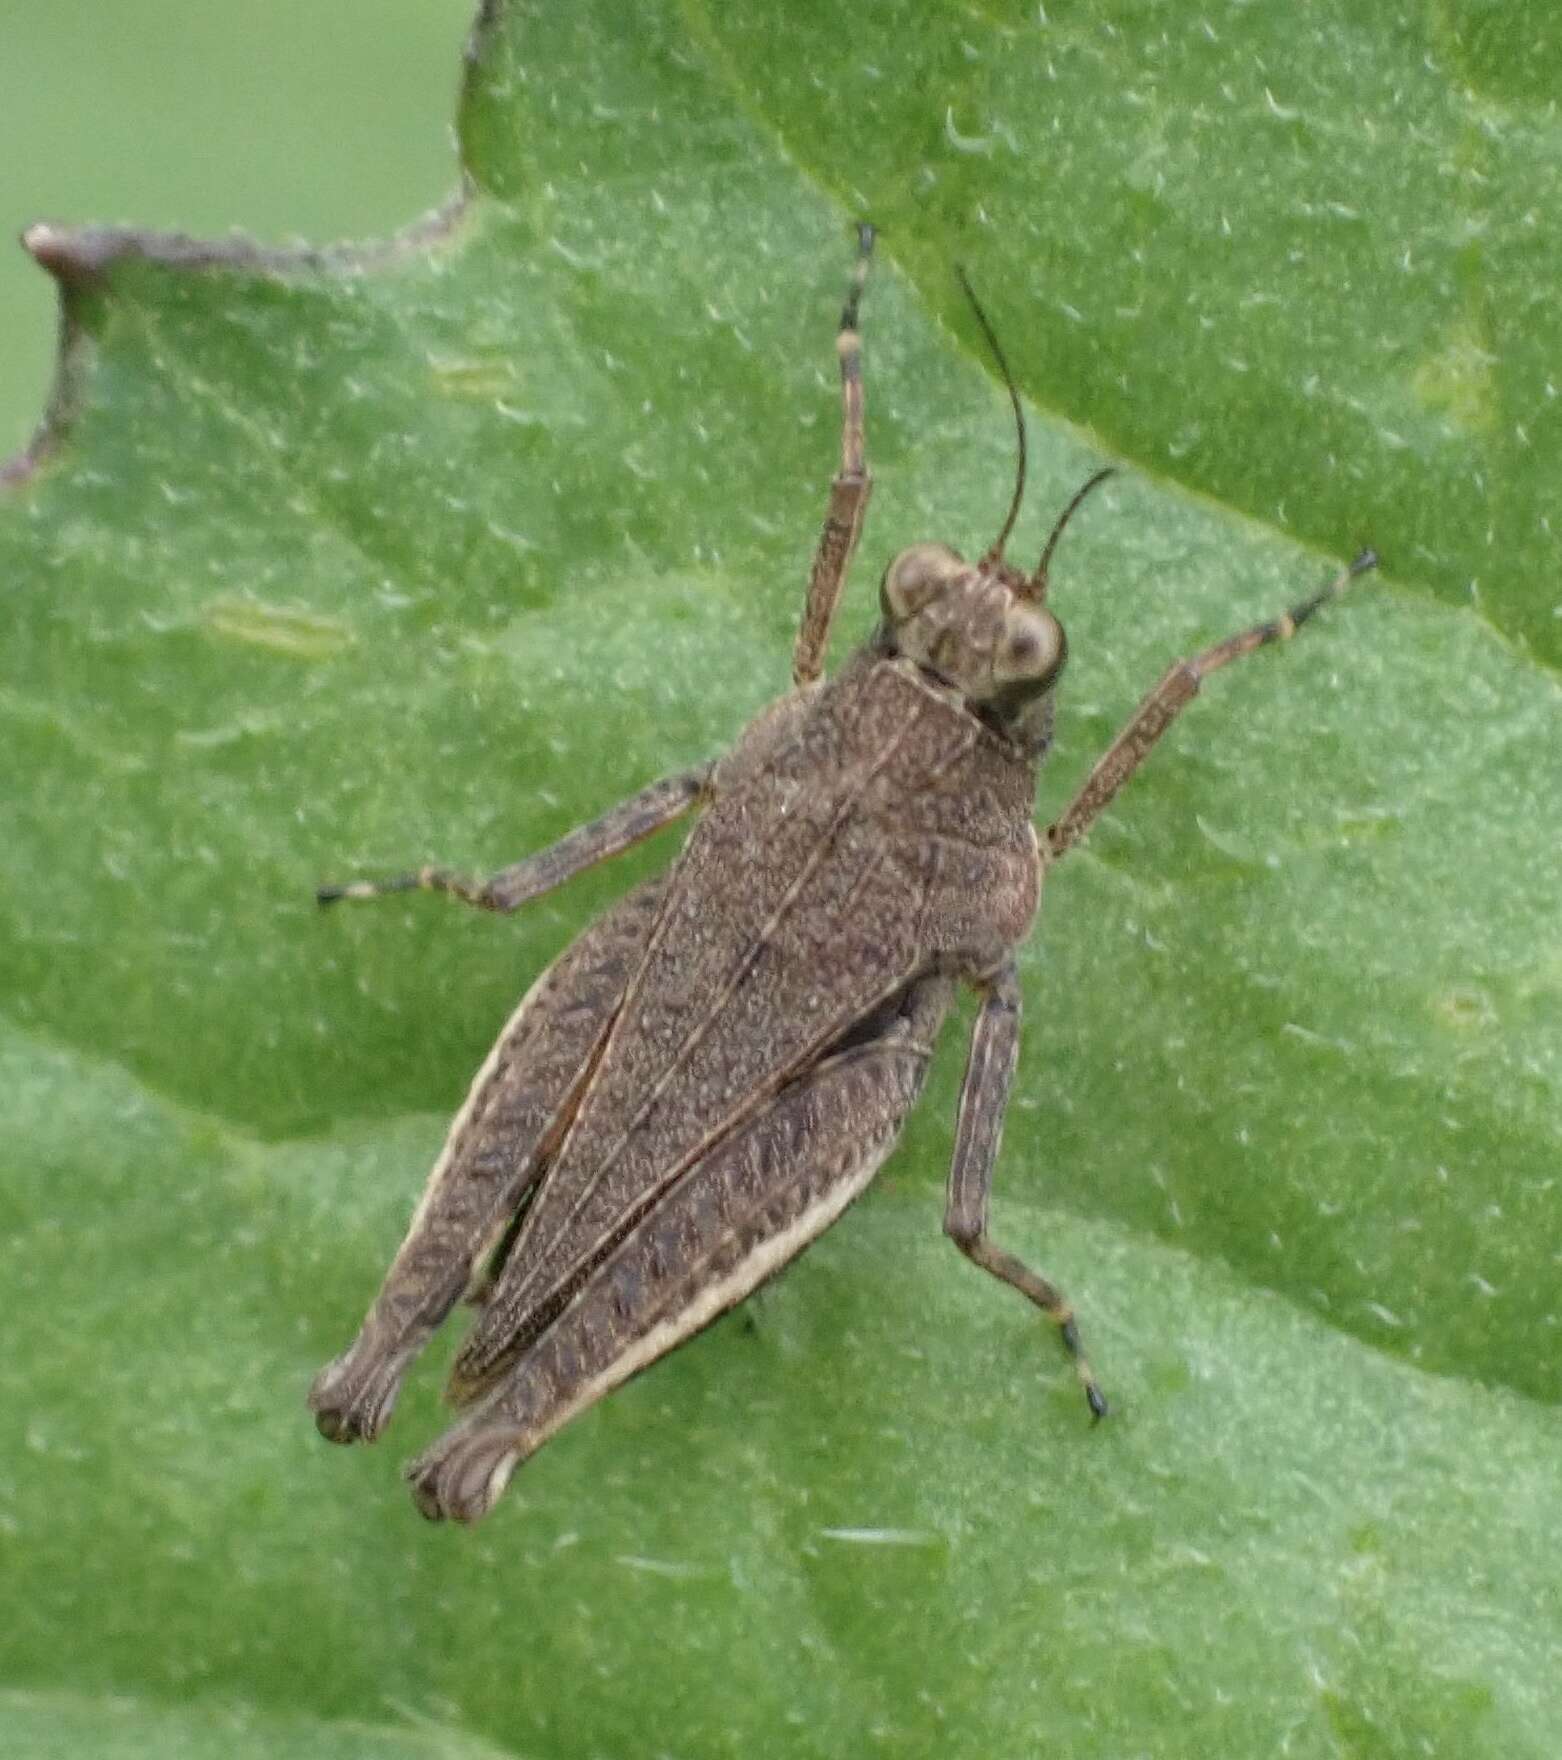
left=3, top=3, right=1560, bottom=1755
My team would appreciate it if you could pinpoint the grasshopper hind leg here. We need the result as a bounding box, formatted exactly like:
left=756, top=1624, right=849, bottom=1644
left=307, top=877, right=668, bottom=1445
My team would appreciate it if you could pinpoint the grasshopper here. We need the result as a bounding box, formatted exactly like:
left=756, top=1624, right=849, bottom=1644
left=308, top=224, right=1376, bottom=1523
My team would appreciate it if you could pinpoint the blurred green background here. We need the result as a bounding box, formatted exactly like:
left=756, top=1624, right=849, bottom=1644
left=0, top=0, right=472, bottom=458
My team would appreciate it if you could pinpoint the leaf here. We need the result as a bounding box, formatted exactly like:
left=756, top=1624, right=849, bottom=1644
left=3, top=3, right=1560, bottom=1756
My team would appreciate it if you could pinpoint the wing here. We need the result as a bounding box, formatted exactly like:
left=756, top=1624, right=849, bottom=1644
left=407, top=972, right=955, bottom=1522
left=450, top=655, right=1037, bottom=1398
left=307, top=875, right=668, bottom=1444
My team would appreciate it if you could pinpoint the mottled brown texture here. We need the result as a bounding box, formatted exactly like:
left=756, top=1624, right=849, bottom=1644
left=449, top=656, right=1039, bottom=1400
left=308, top=233, right=1372, bottom=1524
left=407, top=976, right=954, bottom=1521
left=308, top=876, right=671, bottom=1442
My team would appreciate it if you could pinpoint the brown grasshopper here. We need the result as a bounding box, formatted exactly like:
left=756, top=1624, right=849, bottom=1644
left=308, top=224, right=1376, bottom=1523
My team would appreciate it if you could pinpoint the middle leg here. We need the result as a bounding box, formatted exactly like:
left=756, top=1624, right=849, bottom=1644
left=317, top=765, right=710, bottom=912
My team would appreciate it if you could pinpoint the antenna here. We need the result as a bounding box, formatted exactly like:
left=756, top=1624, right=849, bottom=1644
left=955, top=266, right=1027, bottom=567
left=1028, top=466, right=1116, bottom=601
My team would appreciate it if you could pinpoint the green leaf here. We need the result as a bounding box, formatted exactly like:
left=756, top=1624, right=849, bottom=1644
left=3, top=3, right=1560, bottom=1756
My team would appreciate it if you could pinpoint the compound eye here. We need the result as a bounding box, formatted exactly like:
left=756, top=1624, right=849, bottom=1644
left=991, top=607, right=1066, bottom=690
left=880, top=543, right=966, bottom=622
